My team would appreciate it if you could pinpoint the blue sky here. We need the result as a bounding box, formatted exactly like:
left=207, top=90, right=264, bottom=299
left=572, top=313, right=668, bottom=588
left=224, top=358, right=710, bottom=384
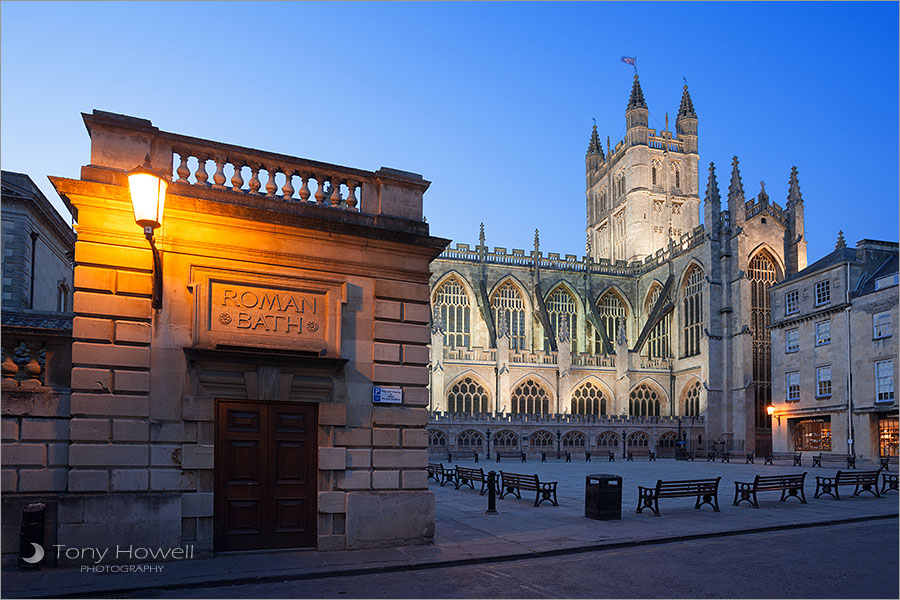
left=2, top=1, right=897, bottom=262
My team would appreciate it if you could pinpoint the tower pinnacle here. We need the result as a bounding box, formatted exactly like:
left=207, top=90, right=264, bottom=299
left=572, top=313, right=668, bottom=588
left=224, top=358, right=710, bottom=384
left=787, top=165, right=803, bottom=206
left=678, top=84, right=696, bottom=118
left=705, top=162, right=720, bottom=205
left=627, top=74, right=647, bottom=110
left=728, top=156, right=744, bottom=202
left=587, top=124, right=604, bottom=159
left=835, top=230, right=846, bottom=250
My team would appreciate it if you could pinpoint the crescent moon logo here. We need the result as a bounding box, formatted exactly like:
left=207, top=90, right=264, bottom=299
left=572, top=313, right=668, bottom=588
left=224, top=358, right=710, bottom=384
left=22, top=542, right=44, bottom=564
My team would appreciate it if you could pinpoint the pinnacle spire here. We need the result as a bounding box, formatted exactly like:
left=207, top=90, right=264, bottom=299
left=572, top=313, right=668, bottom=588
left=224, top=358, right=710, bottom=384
left=587, top=124, right=604, bottom=159
left=627, top=74, right=646, bottom=110
left=728, top=156, right=744, bottom=202
left=705, top=162, right=720, bottom=205
left=835, top=230, right=846, bottom=249
left=534, top=228, right=540, bottom=253
left=787, top=166, right=803, bottom=206
left=678, top=83, right=696, bottom=118
left=757, top=180, right=768, bottom=204
left=479, top=222, right=485, bottom=247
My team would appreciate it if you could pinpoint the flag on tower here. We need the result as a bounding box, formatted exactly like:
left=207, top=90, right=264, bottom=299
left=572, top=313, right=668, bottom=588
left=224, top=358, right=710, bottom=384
left=621, top=56, right=636, bottom=66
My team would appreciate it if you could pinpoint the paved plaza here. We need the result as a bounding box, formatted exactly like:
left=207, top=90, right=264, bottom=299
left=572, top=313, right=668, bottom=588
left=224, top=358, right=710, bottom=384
left=3, top=456, right=898, bottom=598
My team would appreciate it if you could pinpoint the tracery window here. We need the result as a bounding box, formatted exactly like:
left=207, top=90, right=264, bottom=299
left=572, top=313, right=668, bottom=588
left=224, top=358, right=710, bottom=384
left=651, top=160, right=660, bottom=186
left=571, top=381, right=608, bottom=415
left=446, top=377, right=490, bottom=413
left=511, top=378, right=551, bottom=414
left=629, top=383, right=661, bottom=416
left=594, top=291, right=626, bottom=352
left=562, top=431, right=587, bottom=447
left=596, top=431, right=619, bottom=449
left=644, top=285, right=670, bottom=359
left=683, top=266, right=703, bottom=357
left=433, top=277, right=470, bottom=349
left=530, top=430, right=554, bottom=448
left=627, top=431, right=650, bottom=448
left=456, top=430, right=483, bottom=448
left=545, top=287, right=578, bottom=351
left=749, top=252, right=778, bottom=427
left=492, top=430, right=518, bottom=448
left=683, top=380, right=701, bottom=416
left=673, top=165, right=681, bottom=189
left=657, top=432, right=678, bottom=448
left=428, top=430, right=446, bottom=447
left=491, top=281, right=527, bottom=350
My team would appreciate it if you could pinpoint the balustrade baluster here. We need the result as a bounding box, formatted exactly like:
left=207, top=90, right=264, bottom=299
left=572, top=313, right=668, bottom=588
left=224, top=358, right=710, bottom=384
left=231, top=161, right=244, bottom=191
left=281, top=170, right=295, bottom=199
left=314, top=177, right=326, bottom=204
left=248, top=166, right=261, bottom=194
left=213, top=157, right=227, bottom=189
left=298, top=175, right=311, bottom=202
left=195, top=156, right=210, bottom=187
left=330, top=179, right=342, bottom=207
left=176, top=154, right=191, bottom=183
left=265, top=168, right=278, bottom=197
left=346, top=182, right=358, bottom=211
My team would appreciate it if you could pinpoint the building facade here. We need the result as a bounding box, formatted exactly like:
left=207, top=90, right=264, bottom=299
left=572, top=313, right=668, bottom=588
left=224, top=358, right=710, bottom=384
left=769, top=237, right=898, bottom=462
left=427, top=77, right=809, bottom=458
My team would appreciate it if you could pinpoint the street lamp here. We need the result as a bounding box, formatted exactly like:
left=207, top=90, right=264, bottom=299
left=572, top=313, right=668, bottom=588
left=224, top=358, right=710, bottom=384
left=485, top=428, right=491, bottom=460
left=766, top=404, right=780, bottom=425
left=622, top=429, right=627, bottom=458
left=127, top=154, right=167, bottom=309
left=556, top=429, right=561, bottom=459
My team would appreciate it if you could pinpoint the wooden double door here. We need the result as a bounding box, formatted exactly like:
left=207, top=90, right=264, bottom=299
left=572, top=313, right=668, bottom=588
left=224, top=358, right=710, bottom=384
left=215, top=400, right=317, bottom=551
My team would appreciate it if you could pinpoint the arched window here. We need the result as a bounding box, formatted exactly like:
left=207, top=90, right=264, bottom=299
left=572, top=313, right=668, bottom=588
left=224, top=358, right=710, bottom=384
left=491, top=281, right=527, bottom=351
left=629, top=383, right=661, bottom=416
left=571, top=381, right=608, bottom=415
left=594, top=291, right=627, bottom=352
left=683, top=266, right=703, bottom=357
left=749, top=252, right=778, bottom=427
left=683, top=380, right=702, bottom=416
left=511, top=378, right=551, bottom=414
left=545, top=287, right=577, bottom=351
left=433, top=277, right=470, bottom=349
left=596, top=431, right=619, bottom=450
left=674, top=166, right=681, bottom=190
left=645, top=285, right=671, bottom=359
left=657, top=432, right=678, bottom=448
left=530, top=430, right=554, bottom=448
left=562, top=431, right=587, bottom=447
left=651, top=160, right=660, bottom=186
left=627, top=432, right=650, bottom=448
left=446, top=377, right=490, bottom=414
left=456, top=430, right=483, bottom=448
left=428, top=430, right=446, bottom=447
left=492, top=430, right=518, bottom=448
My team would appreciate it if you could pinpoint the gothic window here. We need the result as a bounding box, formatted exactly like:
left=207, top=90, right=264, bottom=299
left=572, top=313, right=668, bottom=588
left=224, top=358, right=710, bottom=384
left=511, top=378, right=551, bottom=414
left=491, top=281, right=526, bottom=350
left=674, top=166, right=681, bottom=190
left=562, top=431, right=587, bottom=447
left=651, top=160, right=661, bottom=187
left=657, top=432, right=678, bottom=449
left=545, top=287, right=578, bottom=352
left=600, top=190, right=607, bottom=212
left=530, top=430, right=554, bottom=448
left=596, top=431, right=619, bottom=449
left=683, top=380, right=701, bottom=416
left=492, top=430, right=518, bottom=448
left=627, top=431, right=650, bottom=448
left=683, top=265, right=703, bottom=357
left=749, top=252, right=778, bottom=427
left=446, top=377, right=490, bottom=414
left=644, top=285, right=671, bottom=359
left=629, top=383, right=661, bottom=416
left=594, top=291, right=627, bottom=352
left=433, top=277, right=470, bottom=349
left=428, top=430, right=446, bottom=447
left=456, top=430, right=483, bottom=448
left=571, top=381, right=608, bottom=415
left=613, top=211, right=627, bottom=262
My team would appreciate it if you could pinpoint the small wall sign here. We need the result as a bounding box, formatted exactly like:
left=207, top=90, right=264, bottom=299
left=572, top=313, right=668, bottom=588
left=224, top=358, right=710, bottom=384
left=373, top=386, right=403, bottom=404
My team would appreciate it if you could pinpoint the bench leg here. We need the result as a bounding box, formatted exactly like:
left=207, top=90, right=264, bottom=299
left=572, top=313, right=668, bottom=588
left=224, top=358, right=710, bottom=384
left=695, top=493, right=719, bottom=512
left=815, top=480, right=837, bottom=500
left=781, top=487, right=806, bottom=504
left=636, top=490, right=659, bottom=516
left=854, top=483, right=880, bottom=498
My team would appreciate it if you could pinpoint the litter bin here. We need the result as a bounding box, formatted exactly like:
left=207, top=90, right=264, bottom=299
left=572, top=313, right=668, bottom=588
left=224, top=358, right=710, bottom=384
left=585, top=474, right=622, bottom=520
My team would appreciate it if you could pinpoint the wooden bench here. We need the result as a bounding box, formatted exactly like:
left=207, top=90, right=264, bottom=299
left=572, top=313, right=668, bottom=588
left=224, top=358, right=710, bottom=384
left=881, top=473, right=898, bottom=495
left=636, top=477, right=721, bottom=517
left=733, top=472, right=807, bottom=508
left=495, top=450, right=526, bottom=463
left=427, top=463, right=454, bottom=486
left=812, top=453, right=855, bottom=469
left=607, top=451, right=616, bottom=462
left=745, top=452, right=755, bottom=464
left=448, top=450, right=478, bottom=463
left=814, top=469, right=881, bottom=500
left=499, top=471, right=558, bottom=507
left=879, top=456, right=898, bottom=471
left=453, top=466, right=495, bottom=495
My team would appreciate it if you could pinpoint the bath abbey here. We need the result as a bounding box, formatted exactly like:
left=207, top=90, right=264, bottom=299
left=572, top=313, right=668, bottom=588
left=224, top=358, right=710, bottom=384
left=426, top=75, right=810, bottom=458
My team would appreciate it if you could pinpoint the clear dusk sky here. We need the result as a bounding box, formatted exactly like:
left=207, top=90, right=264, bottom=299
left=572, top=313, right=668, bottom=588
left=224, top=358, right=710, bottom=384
left=2, top=1, right=897, bottom=263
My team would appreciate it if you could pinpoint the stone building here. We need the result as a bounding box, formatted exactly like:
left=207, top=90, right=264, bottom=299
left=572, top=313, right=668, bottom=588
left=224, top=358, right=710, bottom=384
left=4, top=109, right=449, bottom=561
left=1, top=171, right=75, bottom=566
left=427, top=76, right=808, bottom=458
left=769, top=236, right=898, bottom=462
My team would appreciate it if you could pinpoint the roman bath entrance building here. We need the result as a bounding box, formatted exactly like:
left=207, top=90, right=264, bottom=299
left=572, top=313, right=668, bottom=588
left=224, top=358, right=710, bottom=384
left=33, top=110, right=448, bottom=558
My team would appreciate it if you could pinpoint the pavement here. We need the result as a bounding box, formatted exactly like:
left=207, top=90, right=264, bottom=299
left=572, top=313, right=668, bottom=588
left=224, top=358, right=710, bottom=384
left=3, top=456, right=898, bottom=598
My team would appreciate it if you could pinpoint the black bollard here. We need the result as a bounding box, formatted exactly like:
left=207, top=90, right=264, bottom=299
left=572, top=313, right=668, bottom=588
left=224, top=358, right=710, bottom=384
left=485, top=471, right=498, bottom=515
left=19, top=502, right=46, bottom=570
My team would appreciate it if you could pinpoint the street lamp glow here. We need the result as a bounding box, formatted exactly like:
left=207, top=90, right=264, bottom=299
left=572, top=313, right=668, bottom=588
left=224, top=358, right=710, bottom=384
left=127, top=154, right=167, bottom=237
left=766, top=405, right=775, bottom=417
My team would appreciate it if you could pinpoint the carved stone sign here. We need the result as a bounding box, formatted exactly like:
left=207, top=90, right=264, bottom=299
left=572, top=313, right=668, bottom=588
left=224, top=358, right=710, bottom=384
left=192, top=267, right=346, bottom=356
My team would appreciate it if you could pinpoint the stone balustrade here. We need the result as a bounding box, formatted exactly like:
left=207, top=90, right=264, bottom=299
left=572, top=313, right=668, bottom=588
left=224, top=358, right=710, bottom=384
left=429, top=411, right=704, bottom=427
